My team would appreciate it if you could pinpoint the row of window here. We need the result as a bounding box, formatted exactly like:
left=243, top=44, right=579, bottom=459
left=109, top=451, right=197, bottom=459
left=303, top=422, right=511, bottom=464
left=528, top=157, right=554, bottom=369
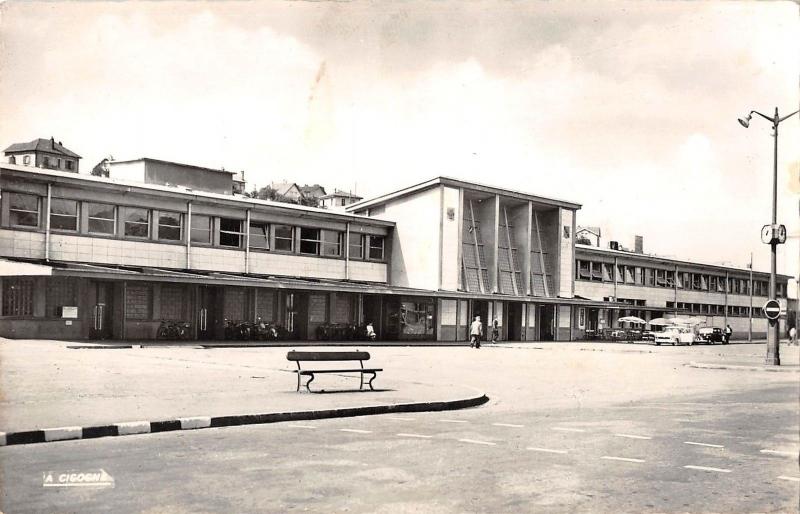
left=576, top=259, right=786, bottom=297
left=665, top=301, right=763, bottom=318
left=8, top=155, right=74, bottom=170
left=6, top=192, right=385, bottom=260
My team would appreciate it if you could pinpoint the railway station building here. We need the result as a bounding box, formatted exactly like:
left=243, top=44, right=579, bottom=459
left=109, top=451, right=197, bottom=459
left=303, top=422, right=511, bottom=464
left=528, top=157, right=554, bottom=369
left=0, top=142, right=791, bottom=342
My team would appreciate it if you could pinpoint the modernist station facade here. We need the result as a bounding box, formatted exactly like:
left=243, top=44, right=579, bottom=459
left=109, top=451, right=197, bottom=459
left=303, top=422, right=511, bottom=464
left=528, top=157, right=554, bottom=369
left=0, top=149, right=791, bottom=342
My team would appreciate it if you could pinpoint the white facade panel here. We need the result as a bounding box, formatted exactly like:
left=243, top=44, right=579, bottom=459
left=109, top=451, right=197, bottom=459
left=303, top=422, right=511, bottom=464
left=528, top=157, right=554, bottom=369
left=440, top=186, right=461, bottom=291
left=381, top=187, right=441, bottom=290
left=558, top=209, right=575, bottom=297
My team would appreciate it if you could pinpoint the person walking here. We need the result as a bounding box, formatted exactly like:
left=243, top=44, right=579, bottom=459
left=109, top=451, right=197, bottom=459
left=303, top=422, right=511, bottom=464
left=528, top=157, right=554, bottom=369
left=789, top=326, right=797, bottom=346
left=723, top=324, right=733, bottom=345
left=470, top=316, right=483, bottom=349
left=491, top=318, right=500, bottom=343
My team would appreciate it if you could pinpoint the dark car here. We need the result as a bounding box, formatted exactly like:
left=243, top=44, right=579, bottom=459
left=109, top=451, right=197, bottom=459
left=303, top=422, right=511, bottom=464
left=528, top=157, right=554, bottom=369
left=698, top=327, right=725, bottom=344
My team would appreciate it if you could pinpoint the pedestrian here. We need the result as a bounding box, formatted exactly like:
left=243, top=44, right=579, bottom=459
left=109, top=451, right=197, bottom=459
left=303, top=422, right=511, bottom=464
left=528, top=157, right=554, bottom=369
left=723, top=324, right=732, bottom=344
left=366, top=322, right=376, bottom=341
left=491, top=318, right=499, bottom=343
left=470, top=316, right=483, bottom=349
left=789, top=326, right=797, bottom=346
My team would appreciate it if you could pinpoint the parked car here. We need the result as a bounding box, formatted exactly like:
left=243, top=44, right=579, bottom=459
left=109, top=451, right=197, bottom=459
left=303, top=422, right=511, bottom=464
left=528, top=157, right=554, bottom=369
left=698, top=327, right=725, bottom=344
left=641, top=330, right=655, bottom=342
left=654, top=327, right=696, bottom=346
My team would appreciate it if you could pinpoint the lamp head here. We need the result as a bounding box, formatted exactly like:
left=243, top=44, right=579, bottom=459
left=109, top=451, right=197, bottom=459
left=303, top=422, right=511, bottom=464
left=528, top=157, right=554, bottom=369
left=738, top=114, right=751, bottom=128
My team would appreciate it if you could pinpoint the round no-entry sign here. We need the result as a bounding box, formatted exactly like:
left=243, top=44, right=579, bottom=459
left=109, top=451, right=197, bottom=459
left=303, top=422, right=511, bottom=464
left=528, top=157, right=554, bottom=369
left=763, top=299, right=781, bottom=320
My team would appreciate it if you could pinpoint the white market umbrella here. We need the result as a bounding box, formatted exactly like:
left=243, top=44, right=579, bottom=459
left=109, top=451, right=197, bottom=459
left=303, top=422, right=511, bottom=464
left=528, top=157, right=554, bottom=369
left=618, top=316, right=647, bottom=325
left=669, top=317, right=693, bottom=325
left=647, top=318, right=672, bottom=326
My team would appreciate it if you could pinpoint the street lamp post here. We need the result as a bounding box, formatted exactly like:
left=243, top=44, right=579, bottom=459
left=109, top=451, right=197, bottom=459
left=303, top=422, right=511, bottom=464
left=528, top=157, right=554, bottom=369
left=738, top=106, right=799, bottom=365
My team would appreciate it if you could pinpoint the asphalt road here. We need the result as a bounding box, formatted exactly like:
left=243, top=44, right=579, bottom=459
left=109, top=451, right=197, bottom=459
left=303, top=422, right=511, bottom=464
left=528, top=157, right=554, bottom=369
left=2, top=380, right=797, bottom=513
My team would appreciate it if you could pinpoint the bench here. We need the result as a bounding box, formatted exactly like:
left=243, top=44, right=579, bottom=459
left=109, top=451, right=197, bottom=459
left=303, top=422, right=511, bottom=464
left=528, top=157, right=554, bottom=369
left=287, top=350, right=382, bottom=392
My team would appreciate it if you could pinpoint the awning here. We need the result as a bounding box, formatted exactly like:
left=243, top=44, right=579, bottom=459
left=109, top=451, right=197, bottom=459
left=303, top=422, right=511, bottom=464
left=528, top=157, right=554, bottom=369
left=0, top=258, right=52, bottom=276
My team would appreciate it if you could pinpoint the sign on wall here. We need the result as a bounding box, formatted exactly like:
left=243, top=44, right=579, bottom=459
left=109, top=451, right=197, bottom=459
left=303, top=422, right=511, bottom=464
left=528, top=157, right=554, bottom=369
left=61, top=306, right=78, bottom=319
left=578, top=307, right=585, bottom=329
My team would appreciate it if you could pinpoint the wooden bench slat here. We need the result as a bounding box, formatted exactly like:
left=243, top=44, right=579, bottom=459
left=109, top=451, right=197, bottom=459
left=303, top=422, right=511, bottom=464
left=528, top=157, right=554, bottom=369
left=287, top=351, right=370, bottom=361
left=295, top=368, right=383, bottom=374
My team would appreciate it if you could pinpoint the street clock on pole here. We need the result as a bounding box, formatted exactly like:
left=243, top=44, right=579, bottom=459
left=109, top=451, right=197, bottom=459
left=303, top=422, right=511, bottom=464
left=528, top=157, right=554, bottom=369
left=761, top=224, right=787, bottom=244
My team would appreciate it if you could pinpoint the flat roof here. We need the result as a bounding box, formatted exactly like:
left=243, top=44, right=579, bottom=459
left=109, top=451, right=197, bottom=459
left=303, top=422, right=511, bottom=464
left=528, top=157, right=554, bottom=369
left=0, top=163, right=395, bottom=227
left=576, top=244, right=793, bottom=279
left=347, top=176, right=582, bottom=212
left=109, top=157, right=236, bottom=175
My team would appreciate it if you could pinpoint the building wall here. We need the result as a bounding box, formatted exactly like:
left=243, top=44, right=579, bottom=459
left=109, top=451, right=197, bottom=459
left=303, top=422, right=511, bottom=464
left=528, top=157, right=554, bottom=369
left=558, top=208, right=575, bottom=297
left=107, top=161, right=146, bottom=183
left=0, top=229, right=387, bottom=282
left=440, top=186, right=461, bottom=291
left=380, top=187, right=441, bottom=290
left=145, top=160, right=233, bottom=195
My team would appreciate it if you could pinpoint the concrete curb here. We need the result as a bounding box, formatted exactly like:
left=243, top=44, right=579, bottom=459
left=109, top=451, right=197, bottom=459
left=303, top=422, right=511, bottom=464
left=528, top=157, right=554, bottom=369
left=688, top=361, right=800, bottom=373
left=0, top=394, right=489, bottom=447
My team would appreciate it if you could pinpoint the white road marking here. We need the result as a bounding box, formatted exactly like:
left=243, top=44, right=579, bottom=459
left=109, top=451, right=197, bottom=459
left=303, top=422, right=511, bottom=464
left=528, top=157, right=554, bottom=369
left=684, top=441, right=724, bottom=448
left=674, top=419, right=701, bottom=423
left=492, top=423, right=525, bottom=428
left=552, top=427, right=586, bottom=433
left=527, top=447, right=568, bottom=454
left=440, top=419, right=469, bottom=424
left=387, top=417, right=415, bottom=421
left=615, top=434, right=652, bottom=440
left=777, top=476, right=800, bottom=482
left=684, top=465, right=731, bottom=473
left=287, top=424, right=317, bottom=429
left=760, top=449, right=797, bottom=457
left=601, top=456, right=645, bottom=463
left=396, top=433, right=433, bottom=439
left=458, top=438, right=497, bottom=446
left=339, top=429, right=372, bottom=434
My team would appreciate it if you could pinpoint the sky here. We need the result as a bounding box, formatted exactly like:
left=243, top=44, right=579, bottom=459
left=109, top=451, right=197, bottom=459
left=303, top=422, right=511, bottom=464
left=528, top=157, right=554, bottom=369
left=1, top=1, right=798, bottom=291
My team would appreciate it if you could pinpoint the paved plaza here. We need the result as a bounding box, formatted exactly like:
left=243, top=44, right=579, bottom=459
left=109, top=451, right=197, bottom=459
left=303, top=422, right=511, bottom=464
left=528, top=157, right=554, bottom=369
left=1, top=339, right=798, bottom=513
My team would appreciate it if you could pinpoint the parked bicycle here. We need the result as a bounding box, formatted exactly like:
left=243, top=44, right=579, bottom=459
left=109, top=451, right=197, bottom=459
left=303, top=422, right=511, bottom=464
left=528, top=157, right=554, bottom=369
left=156, top=320, right=192, bottom=340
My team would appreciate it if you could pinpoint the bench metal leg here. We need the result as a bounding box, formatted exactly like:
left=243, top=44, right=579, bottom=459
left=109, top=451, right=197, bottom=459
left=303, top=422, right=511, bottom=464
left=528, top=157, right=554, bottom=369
left=366, top=371, right=378, bottom=391
left=304, top=373, right=315, bottom=393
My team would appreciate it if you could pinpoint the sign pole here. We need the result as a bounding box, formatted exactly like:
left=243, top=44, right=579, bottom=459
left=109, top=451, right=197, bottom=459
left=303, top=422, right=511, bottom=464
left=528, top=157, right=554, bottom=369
left=765, top=108, right=780, bottom=365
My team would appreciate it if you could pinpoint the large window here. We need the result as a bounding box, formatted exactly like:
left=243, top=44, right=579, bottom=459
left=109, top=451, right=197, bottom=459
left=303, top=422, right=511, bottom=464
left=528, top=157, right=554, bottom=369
left=591, top=263, right=602, bottom=282
left=577, top=260, right=590, bottom=280
left=655, top=269, right=666, bottom=287
left=49, top=198, right=79, bottom=231
left=2, top=278, right=34, bottom=316
left=125, top=284, right=151, bottom=320
left=299, top=228, right=321, bottom=255
left=349, top=233, right=364, bottom=259
left=249, top=222, right=270, bottom=250
left=190, top=215, right=211, bottom=244
left=157, top=211, right=182, bottom=241
left=219, top=218, right=243, bottom=248
left=8, top=192, right=39, bottom=227
left=368, top=235, right=385, bottom=260
left=47, top=277, right=77, bottom=317
left=273, top=225, right=294, bottom=252
left=321, top=230, right=342, bottom=257
left=602, top=263, right=613, bottom=282
left=87, top=203, right=116, bottom=234
left=124, top=207, right=150, bottom=238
